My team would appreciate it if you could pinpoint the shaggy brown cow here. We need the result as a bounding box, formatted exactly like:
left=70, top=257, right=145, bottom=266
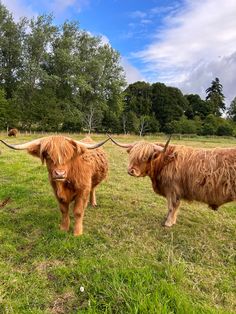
left=0, top=136, right=109, bottom=236
left=8, top=128, right=18, bottom=137
left=109, top=135, right=236, bottom=227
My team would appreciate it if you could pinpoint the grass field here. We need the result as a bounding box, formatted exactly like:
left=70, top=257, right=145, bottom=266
left=0, top=133, right=235, bottom=313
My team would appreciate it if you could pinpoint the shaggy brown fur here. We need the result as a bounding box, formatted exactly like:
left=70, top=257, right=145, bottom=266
left=8, top=128, right=18, bottom=137
left=23, top=136, right=108, bottom=236
left=125, top=141, right=236, bottom=227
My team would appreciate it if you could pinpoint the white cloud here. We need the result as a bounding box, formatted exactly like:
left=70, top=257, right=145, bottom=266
left=48, top=0, right=90, bottom=15
left=121, top=58, right=146, bottom=84
left=1, top=0, right=36, bottom=20
left=134, top=0, right=236, bottom=103
left=178, top=52, right=236, bottom=105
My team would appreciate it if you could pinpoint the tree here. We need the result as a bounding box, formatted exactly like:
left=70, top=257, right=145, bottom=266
left=201, top=114, right=219, bottom=135
left=123, top=81, right=152, bottom=116
left=0, top=88, right=8, bottom=128
left=184, top=94, right=212, bottom=120
left=138, top=115, right=149, bottom=136
left=83, top=104, right=103, bottom=134
left=205, top=77, right=225, bottom=116
left=216, top=121, right=233, bottom=136
left=227, top=97, right=236, bottom=122
left=16, top=15, right=57, bottom=129
left=0, top=4, right=25, bottom=99
left=151, top=83, right=188, bottom=131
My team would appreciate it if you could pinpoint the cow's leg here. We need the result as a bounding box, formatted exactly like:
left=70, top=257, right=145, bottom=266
left=73, top=190, right=90, bottom=236
left=90, top=187, right=97, bottom=207
left=164, top=195, right=180, bottom=227
left=59, top=202, right=70, bottom=232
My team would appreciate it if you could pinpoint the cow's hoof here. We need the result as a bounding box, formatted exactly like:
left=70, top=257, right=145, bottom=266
left=74, top=232, right=83, bottom=237
left=163, top=221, right=173, bottom=227
left=59, top=224, right=69, bottom=232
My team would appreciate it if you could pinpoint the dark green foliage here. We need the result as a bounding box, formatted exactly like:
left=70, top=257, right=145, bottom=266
left=185, top=94, right=212, bottom=119
left=151, top=83, right=188, bottom=131
left=216, top=121, right=233, bottom=136
left=1, top=3, right=236, bottom=136
left=205, top=77, right=226, bottom=116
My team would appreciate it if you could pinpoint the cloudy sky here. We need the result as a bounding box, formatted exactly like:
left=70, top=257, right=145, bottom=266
left=2, top=0, right=236, bottom=104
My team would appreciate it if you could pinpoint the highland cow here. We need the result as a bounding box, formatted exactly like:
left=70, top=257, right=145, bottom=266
left=1, top=136, right=109, bottom=236
left=109, top=135, right=236, bottom=227
left=8, top=128, right=18, bottom=137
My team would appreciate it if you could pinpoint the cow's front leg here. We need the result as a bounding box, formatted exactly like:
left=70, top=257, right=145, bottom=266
left=90, top=187, right=97, bottom=207
left=164, top=195, right=180, bottom=227
left=59, top=202, right=70, bottom=232
left=73, top=190, right=90, bottom=236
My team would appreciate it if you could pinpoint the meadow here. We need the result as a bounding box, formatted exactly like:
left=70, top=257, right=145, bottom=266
left=0, top=133, right=235, bottom=314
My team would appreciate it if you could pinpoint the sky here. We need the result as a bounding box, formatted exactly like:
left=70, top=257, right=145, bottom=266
left=2, top=0, right=236, bottom=104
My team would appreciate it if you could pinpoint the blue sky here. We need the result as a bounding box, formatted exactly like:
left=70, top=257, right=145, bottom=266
left=2, top=0, right=236, bottom=104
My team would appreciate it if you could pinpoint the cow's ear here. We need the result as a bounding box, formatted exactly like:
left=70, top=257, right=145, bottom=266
left=151, top=150, right=161, bottom=160
left=71, top=141, right=86, bottom=155
left=27, top=143, right=41, bottom=158
left=165, top=152, right=177, bottom=162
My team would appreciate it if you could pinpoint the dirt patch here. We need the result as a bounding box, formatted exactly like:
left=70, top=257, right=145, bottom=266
left=0, top=197, right=11, bottom=209
left=49, top=292, right=76, bottom=314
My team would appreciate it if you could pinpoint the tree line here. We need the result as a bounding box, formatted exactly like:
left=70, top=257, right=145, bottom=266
left=1, top=3, right=236, bottom=136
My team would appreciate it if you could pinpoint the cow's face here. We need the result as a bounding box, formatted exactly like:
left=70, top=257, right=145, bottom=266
left=28, top=137, right=86, bottom=182
left=127, top=143, right=160, bottom=177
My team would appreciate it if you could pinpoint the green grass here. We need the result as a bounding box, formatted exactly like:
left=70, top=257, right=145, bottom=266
left=0, top=133, right=235, bottom=313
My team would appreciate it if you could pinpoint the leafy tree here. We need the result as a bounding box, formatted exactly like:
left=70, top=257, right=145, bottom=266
left=123, top=81, right=152, bottom=116
left=0, top=4, right=25, bottom=98
left=138, top=115, right=149, bottom=136
left=176, top=116, right=197, bottom=134
left=216, top=121, right=233, bottom=136
left=185, top=94, right=212, bottom=120
left=205, top=77, right=225, bottom=116
left=227, top=97, right=236, bottom=122
left=201, top=114, right=219, bottom=135
left=13, top=14, right=57, bottom=129
left=0, top=88, right=8, bottom=128
left=151, top=83, right=188, bottom=131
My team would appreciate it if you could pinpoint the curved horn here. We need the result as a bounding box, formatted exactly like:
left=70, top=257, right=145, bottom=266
left=73, top=137, right=110, bottom=149
left=163, top=135, right=172, bottom=153
left=0, top=138, right=42, bottom=150
left=107, top=134, right=134, bottom=149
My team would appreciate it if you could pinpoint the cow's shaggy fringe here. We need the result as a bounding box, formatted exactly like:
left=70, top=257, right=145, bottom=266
left=129, top=141, right=158, bottom=163
left=39, top=137, right=76, bottom=165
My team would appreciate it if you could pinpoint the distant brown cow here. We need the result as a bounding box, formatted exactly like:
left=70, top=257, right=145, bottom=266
left=0, top=136, right=109, bottom=236
left=8, top=128, right=18, bottom=137
left=109, top=135, right=236, bottom=227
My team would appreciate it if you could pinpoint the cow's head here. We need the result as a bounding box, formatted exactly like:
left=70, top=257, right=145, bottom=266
left=0, top=136, right=109, bottom=181
left=108, top=135, right=173, bottom=177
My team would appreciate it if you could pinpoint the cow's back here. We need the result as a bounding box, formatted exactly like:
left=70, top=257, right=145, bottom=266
left=160, top=146, right=236, bottom=206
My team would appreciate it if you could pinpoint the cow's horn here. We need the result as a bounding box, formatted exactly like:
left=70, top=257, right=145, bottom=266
left=0, top=138, right=42, bottom=150
left=73, top=137, right=110, bottom=149
left=107, top=134, right=134, bottom=149
left=162, top=135, right=172, bottom=153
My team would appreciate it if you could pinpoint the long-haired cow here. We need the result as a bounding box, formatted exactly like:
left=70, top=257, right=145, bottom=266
left=109, top=135, right=236, bottom=227
left=0, top=136, right=109, bottom=236
left=8, top=128, right=18, bottom=137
